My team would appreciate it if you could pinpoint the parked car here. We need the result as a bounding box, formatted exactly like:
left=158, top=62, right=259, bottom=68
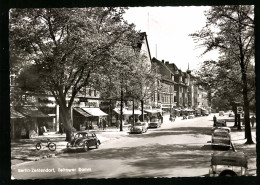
left=209, top=151, right=248, bottom=176
left=67, top=131, right=101, bottom=152
left=229, top=112, right=235, bottom=117
left=149, top=118, right=161, bottom=128
left=219, top=111, right=225, bottom=116
left=188, top=114, right=195, bottom=119
left=129, top=122, right=148, bottom=134
left=202, top=110, right=209, bottom=116
left=211, top=129, right=231, bottom=150
left=211, top=127, right=231, bottom=134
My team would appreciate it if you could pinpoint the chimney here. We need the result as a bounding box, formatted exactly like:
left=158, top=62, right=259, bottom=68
left=165, top=61, right=169, bottom=65
left=162, top=60, right=164, bottom=63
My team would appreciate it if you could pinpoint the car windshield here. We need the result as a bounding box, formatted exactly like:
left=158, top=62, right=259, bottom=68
left=135, top=122, right=142, bottom=126
left=214, top=132, right=229, bottom=137
left=75, top=133, right=88, bottom=138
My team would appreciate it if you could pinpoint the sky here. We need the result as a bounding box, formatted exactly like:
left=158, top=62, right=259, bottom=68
left=123, top=6, right=219, bottom=71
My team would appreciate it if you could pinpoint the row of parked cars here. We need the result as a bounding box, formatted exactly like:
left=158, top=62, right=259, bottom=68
left=208, top=120, right=248, bottom=177
left=128, top=117, right=162, bottom=134
left=66, top=118, right=162, bottom=152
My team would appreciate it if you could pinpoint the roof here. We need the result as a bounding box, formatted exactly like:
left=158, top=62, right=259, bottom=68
left=17, top=106, right=49, bottom=118
left=137, top=32, right=152, bottom=61
left=76, top=131, right=92, bottom=134
left=10, top=107, right=25, bottom=119
left=211, top=151, right=247, bottom=168
left=152, top=58, right=174, bottom=81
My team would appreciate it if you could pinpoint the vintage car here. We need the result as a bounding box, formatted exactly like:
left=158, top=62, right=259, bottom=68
left=129, top=122, right=148, bottom=134
left=219, top=111, right=225, bottom=116
left=148, top=117, right=161, bottom=128
left=209, top=151, right=248, bottom=177
left=202, top=110, right=209, bottom=116
left=188, top=114, right=195, bottom=119
left=229, top=112, right=235, bottom=117
left=211, top=126, right=231, bottom=134
left=67, top=131, right=101, bottom=152
left=211, top=129, right=231, bottom=150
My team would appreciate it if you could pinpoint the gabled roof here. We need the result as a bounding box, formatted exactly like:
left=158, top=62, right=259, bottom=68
left=137, top=32, right=152, bottom=61
left=152, top=57, right=174, bottom=79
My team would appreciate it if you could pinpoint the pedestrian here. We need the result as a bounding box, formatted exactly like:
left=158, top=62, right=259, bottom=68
left=102, top=119, right=106, bottom=130
left=60, top=123, right=64, bottom=135
left=213, top=115, right=217, bottom=126
left=116, top=119, right=120, bottom=128
left=251, top=115, right=256, bottom=127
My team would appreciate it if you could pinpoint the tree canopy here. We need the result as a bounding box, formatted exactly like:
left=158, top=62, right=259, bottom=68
left=10, top=8, right=143, bottom=140
left=190, top=5, right=255, bottom=144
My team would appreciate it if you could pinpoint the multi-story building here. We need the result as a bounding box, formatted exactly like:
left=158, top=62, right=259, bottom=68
left=151, top=58, right=176, bottom=115
left=151, top=58, right=209, bottom=117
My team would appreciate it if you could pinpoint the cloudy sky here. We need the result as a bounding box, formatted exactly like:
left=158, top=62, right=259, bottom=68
left=123, top=6, right=219, bottom=71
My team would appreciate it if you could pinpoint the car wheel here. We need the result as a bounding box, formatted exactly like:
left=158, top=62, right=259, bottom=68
left=219, top=170, right=237, bottom=177
left=95, top=141, right=99, bottom=149
left=35, top=143, right=41, bottom=150
left=83, top=142, right=89, bottom=152
left=48, top=142, right=56, bottom=151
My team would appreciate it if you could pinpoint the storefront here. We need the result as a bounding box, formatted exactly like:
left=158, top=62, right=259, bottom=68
left=113, top=108, right=145, bottom=125
left=14, top=106, right=49, bottom=138
left=80, top=107, right=108, bottom=129
left=73, top=107, right=91, bottom=131
left=10, top=107, right=25, bottom=139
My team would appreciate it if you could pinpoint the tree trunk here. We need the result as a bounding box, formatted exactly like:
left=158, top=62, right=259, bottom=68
left=241, top=65, right=253, bottom=144
left=120, top=86, right=123, bottom=131
left=132, top=99, right=135, bottom=126
left=59, top=104, right=74, bottom=141
left=141, top=99, right=144, bottom=121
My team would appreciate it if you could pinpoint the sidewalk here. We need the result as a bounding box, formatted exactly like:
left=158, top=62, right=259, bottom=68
left=11, top=126, right=129, bottom=166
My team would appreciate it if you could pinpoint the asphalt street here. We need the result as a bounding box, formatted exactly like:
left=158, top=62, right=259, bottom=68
left=11, top=114, right=256, bottom=179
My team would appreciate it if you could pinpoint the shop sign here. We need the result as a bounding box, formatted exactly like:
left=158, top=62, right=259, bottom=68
left=161, top=104, right=173, bottom=108
left=237, top=106, right=243, bottom=114
left=152, top=104, right=161, bottom=109
left=85, top=102, right=97, bottom=107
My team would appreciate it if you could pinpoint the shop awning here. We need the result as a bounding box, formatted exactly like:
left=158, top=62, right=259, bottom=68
left=18, top=106, right=49, bottom=118
left=74, top=107, right=91, bottom=117
left=123, top=110, right=146, bottom=115
left=81, top=107, right=108, bottom=116
left=144, top=109, right=161, bottom=114
left=113, top=108, right=127, bottom=115
left=10, top=108, right=25, bottom=119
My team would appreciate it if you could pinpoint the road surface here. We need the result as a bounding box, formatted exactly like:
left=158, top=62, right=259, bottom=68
left=11, top=114, right=255, bottom=179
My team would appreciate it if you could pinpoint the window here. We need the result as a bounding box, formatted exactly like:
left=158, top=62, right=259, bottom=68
left=94, top=90, right=97, bottom=97
left=89, top=89, right=91, bottom=96
left=10, top=75, right=16, bottom=86
left=171, top=75, right=174, bottom=81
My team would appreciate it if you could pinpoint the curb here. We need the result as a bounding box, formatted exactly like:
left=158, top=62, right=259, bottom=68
left=12, top=149, right=65, bottom=162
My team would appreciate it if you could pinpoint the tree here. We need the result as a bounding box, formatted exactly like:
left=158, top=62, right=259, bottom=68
left=190, top=5, right=255, bottom=144
left=10, top=8, right=141, bottom=141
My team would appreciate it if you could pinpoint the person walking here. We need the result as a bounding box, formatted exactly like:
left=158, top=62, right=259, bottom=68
left=251, top=115, right=256, bottom=127
left=213, top=115, right=217, bottom=126
left=60, top=123, right=64, bottom=135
